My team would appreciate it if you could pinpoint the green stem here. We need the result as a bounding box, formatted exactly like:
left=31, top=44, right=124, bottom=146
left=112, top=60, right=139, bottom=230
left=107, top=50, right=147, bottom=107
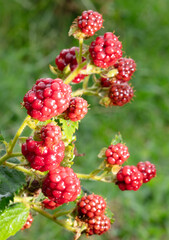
left=0, top=152, right=23, bottom=165
left=78, top=38, right=83, bottom=64
left=31, top=205, right=76, bottom=232
left=7, top=115, right=31, bottom=154
left=53, top=209, right=73, bottom=218
left=3, top=161, right=46, bottom=177
left=76, top=173, right=110, bottom=182
left=72, top=87, right=98, bottom=97
left=64, top=61, right=87, bottom=84
left=82, top=76, right=90, bottom=89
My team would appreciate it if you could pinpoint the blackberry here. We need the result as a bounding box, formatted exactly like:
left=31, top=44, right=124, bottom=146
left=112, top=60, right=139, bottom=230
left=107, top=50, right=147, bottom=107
left=137, top=161, right=156, bottom=183
left=116, top=165, right=143, bottom=191
left=77, top=194, right=106, bottom=218
left=105, top=143, right=130, bottom=165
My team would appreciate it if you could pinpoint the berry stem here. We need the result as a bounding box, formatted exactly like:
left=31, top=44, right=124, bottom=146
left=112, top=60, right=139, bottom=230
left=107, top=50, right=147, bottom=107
left=78, top=38, right=83, bottom=64
left=7, top=115, right=31, bottom=154
left=72, top=87, right=98, bottom=97
left=82, top=75, right=90, bottom=89
left=3, top=161, right=47, bottom=177
left=31, top=204, right=76, bottom=232
left=76, top=173, right=110, bottom=182
left=64, top=61, right=87, bottom=84
left=0, top=152, right=23, bottom=165
left=53, top=209, right=74, bottom=218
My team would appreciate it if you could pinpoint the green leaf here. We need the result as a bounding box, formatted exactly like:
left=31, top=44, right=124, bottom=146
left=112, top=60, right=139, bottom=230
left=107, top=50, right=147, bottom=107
left=0, top=161, right=26, bottom=210
left=105, top=207, right=115, bottom=224
left=0, top=203, right=29, bottom=240
left=0, top=133, right=4, bottom=142
left=59, top=119, right=78, bottom=140
left=49, top=64, right=61, bottom=75
left=110, top=133, right=123, bottom=145
left=61, top=143, right=75, bottom=167
left=98, top=147, right=107, bottom=159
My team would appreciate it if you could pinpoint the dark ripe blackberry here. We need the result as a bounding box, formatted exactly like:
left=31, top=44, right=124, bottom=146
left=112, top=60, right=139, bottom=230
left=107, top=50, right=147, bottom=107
left=55, top=47, right=87, bottom=83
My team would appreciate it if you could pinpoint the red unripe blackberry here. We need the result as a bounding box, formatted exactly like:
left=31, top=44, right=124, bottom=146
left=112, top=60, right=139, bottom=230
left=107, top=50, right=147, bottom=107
left=137, top=161, right=156, bottom=183
left=114, top=58, right=136, bottom=81
left=42, top=167, right=81, bottom=205
left=100, top=77, right=111, bottom=87
left=116, top=165, right=143, bottom=191
left=55, top=47, right=87, bottom=83
left=100, top=77, right=125, bottom=87
left=85, top=214, right=111, bottom=235
left=77, top=194, right=106, bottom=219
left=42, top=199, right=60, bottom=210
left=23, top=78, right=72, bottom=121
left=109, top=82, right=134, bottom=106
left=105, top=143, right=130, bottom=165
left=66, top=97, right=88, bottom=121
left=21, top=213, right=33, bottom=230
left=22, top=137, right=65, bottom=172
left=77, top=10, right=103, bottom=37
left=89, top=32, right=122, bottom=68
left=40, top=123, right=62, bottom=148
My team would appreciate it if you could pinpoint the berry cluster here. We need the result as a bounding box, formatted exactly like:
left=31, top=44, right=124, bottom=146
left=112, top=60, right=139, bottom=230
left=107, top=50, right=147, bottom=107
left=22, top=122, right=81, bottom=204
left=116, top=162, right=157, bottom=191
left=104, top=142, right=156, bottom=191
left=55, top=47, right=87, bottom=83
left=77, top=194, right=110, bottom=236
left=14, top=9, right=157, bottom=238
left=100, top=57, right=136, bottom=107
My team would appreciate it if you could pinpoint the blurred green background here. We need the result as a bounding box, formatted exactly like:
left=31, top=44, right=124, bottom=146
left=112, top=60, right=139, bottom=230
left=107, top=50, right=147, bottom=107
left=0, top=0, right=169, bottom=239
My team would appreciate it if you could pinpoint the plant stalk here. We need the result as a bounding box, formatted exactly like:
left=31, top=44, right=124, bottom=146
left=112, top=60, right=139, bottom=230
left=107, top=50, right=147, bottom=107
left=3, top=161, right=46, bottom=176
left=78, top=38, right=83, bottom=64
left=76, top=173, right=110, bottom=182
left=7, top=115, right=31, bottom=154
left=64, top=61, right=87, bottom=84
left=31, top=205, right=76, bottom=232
